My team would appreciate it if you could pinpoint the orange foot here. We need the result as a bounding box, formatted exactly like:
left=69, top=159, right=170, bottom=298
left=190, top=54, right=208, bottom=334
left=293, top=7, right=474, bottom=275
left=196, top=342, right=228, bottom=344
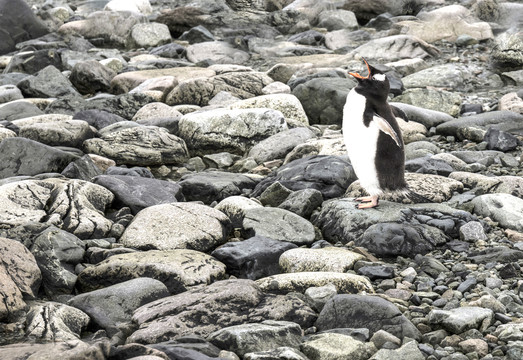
left=355, top=195, right=379, bottom=209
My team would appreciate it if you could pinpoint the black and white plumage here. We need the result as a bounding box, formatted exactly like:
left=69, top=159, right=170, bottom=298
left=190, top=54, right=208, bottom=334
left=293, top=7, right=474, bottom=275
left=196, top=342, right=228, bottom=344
left=343, top=58, right=413, bottom=209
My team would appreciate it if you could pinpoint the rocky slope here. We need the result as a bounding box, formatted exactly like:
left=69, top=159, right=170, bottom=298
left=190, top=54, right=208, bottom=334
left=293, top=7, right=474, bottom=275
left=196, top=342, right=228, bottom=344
left=0, top=0, right=523, bottom=359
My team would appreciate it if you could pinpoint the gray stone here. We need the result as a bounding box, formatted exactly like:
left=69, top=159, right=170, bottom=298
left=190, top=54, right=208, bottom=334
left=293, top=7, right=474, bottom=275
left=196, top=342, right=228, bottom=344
left=279, top=247, right=364, bottom=273
left=92, top=175, right=184, bottom=215
left=292, top=77, right=356, bottom=125
left=0, top=85, right=23, bottom=104
left=394, top=88, right=462, bottom=117
left=83, top=126, right=189, bottom=166
left=259, top=182, right=293, bottom=207
left=316, top=294, right=421, bottom=340
left=278, top=188, right=323, bottom=219
left=178, top=171, right=259, bottom=205
left=370, top=330, right=401, bottom=350
left=428, top=307, right=494, bottom=334
left=203, top=152, right=241, bottom=169
left=402, top=64, right=468, bottom=89
left=437, top=111, right=523, bottom=140
left=316, top=10, right=358, bottom=31
left=61, top=155, right=103, bottom=181
left=131, top=22, right=171, bottom=48
left=120, top=202, right=231, bottom=251
left=350, top=35, right=440, bottom=62
left=69, top=60, right=116, bottom=95
left=244, top=346, right=309, bottom=360
left=17, top=65, right=80, bottom=98
left=468, top=246, right=523, bottom=264
left=0, top=237, right=41, bottom=321
left=459, top=221, right=488, bottom=242
left=471, top=194, right=523, bottom=232
left=24, top=301, right=89, bottom=341
left=0, top=137, right=79, bottom=179
left=491, top=31, right=523, bottom=70
left=0, top=340, right=110, bottom=359
left=30, top=226, right=85, bottom=296
left=215, top=196, right=263, bottom=228
left=0, top=101, right=44, bottom=121
left=301, top=332, right=374, bottom=360
left=484, top=128, right=520, bottom=152
left=209, top=321, right=303, bottom=357
left=370, top=341, right=424, bottom=360
left=242, top=207, right=316, bottom=246
left=178, top=108, right=287, bottom=156
left=211, top=236, right=298, bottom=280
left=248, top=128, right=316, bottom=164
left=405, top=141, right=441, bottom=161
left=77, top=249, right=226, bottom=294
left=179, top=25, right=215, bottom=44
left=68, top=278, right=169, bottom=336
left=73, top=109, right=126, bottom=130
left=405, top=156, right=454, bottom=176
left=186, top=41, right=250, bottom=65
left=325, top=29, right=371, bottom=50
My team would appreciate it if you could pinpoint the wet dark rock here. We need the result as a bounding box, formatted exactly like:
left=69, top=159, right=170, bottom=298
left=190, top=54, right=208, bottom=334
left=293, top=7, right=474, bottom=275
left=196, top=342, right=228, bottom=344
left=357, top=265, right=395, bottom=280
left=179, top=170, right=259, bottom=205
left=69, top=60, right=116, bottom=95
left=211, top=236, right=297, bottom=280
left=405, top=156, right=455, bottom=176
left=92, top=174, right=185, bottom=214
left=61, top=155, right=103, bottom=181
left=468, top=247, right=523, bottom=264
left=278, top=188, right=323, bottom=219
left=105, top=166, right=154, bottom=178
left=484, top=127, right=520, bottom=152
left=72, top=109, right=126, bottom=130
left=252, top=155, right=355, bottom=200
left=17, top=65, right=81, bottom=98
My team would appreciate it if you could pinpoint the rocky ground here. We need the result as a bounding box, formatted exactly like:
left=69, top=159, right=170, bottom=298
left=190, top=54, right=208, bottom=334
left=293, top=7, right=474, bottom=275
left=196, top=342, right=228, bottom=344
left=0, top=0, right=523, bottom=359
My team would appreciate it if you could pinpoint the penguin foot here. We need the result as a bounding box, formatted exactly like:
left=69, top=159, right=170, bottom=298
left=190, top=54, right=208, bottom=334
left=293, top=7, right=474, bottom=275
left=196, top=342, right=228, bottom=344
left=355, top=196, right=379, bottom=209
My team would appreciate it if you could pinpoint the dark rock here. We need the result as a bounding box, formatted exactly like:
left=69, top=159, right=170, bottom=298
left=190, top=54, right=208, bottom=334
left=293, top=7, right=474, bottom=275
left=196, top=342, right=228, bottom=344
left=149, top=338, right=222, bottom=359
left=446, top=240, right=470, bottom=253
left=415, top=255, right=449, bottom=278
left=0, top=101, right=44, bottom=121
left=68, top=278, right=169, bottom=337
left=405, top=156, right=455, bottom=176
left=106, top=166, right=154, bottom=178
left=150, top=42, right=187, bottom=58
left=17, top=65, right=80, bottom=98
left=251, top=155, right=356, bottom=200
left=92, top=174, right=185, bottom=214
left=179, top=25, right=215, bottom=44
left=366, top=13, right=394, bottom=30
left=72, top=109, right=126, bottom=130
left=259, top=182, right=293, bottom=207
left=315, top=294, right=421, bottom=340
left=468, top=247, right=523, bottom=264
left=61, top=155, right=103, bottom=181
left=134, top=116, right=180, bottom=134
left=278, top=188, right=323, bottom=219
left=69, top=60, right=116, bottom=95
left=292, top=77, right=356, bottom=125
left=357, top=265, right=395, bottom=280
left=5, top=49, right=63, bottom=74
left=211, top=236, right=298, bottom=280
left=457, top=278, right=477, bottom=293
left=288, top=30, right=326, bottom=46
left=179, top=170, right=259, bottom=205
left=499, top=263, right=520, bottom=279
left=484, top=127, right=520, bottom=152
left=0, top=0, right=48, bottom=55
left=0, top=137, right=79, bottom=179
left=460, top=103, right=483, bottom=115
left=108, top=343, right=172, bottom=360
left=358, top=223, right=444, bottom=258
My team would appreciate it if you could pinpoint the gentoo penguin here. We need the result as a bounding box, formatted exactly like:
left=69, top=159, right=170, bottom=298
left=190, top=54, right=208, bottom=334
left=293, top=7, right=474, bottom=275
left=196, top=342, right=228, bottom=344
left=343, top=58, right=411, bottom=209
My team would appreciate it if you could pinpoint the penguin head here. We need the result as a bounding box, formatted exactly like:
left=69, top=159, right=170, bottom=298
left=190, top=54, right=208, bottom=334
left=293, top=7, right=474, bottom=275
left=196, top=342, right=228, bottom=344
left=349, top=58, right=390, bottom=100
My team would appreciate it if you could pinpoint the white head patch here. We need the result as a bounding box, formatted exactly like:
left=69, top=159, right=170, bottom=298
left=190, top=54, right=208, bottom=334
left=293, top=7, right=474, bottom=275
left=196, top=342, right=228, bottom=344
left=372, top=74, right=386, bottom=81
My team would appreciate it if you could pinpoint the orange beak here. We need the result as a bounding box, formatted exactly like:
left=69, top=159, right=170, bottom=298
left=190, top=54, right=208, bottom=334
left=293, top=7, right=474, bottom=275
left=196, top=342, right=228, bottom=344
left=349, top=57, right=371, bottom=79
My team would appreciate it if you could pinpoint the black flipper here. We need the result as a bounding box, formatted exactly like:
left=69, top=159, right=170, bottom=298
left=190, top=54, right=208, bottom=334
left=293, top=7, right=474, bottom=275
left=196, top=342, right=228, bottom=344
left=391, top=105, right=408, bottom=122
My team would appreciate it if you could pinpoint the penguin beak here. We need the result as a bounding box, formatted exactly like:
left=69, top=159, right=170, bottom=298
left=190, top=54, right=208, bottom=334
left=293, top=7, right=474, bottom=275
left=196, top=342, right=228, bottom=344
left=349, top=57, right=372, bottom=80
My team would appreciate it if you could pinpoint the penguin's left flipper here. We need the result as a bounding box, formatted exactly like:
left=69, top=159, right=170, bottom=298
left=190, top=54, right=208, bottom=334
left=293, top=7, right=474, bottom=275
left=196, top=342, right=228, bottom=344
left=391, top=105, right=408, bottom=122
left=374, top=114, right=402, bottom=148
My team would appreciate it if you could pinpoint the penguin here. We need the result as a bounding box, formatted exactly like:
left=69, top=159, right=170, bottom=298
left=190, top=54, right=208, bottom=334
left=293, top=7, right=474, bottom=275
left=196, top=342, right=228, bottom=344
left=343, top=58, right=414, bottom=209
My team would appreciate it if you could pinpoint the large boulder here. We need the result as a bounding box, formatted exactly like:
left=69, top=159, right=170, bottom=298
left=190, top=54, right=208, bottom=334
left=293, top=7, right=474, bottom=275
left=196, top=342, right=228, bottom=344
left=350, top=35, right=440, bottom=62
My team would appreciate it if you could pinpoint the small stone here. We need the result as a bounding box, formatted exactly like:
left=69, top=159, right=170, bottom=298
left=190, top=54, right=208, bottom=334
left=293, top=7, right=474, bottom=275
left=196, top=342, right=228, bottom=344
left=459, top=221, right=488, bottom=242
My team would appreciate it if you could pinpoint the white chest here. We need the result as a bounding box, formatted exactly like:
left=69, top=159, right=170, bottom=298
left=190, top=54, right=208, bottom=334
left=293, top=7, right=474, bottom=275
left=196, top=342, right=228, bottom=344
left=342, top=89, right=382, bottom=195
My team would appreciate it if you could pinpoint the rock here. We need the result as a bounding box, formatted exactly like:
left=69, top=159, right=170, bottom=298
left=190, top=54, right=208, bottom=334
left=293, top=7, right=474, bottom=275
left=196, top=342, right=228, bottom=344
left=394, top=88, right=462, bottom=117
left=0, top=101, right=44, bottom=122
left=120, top=202, right=231, bottom=251
left=77, top=249, right=226, bottom=293
left=12, top=114, right=96, bottom=148
left=459, top=221, right=488, bottom=242
left=468, top=247, right=523, bottom=264
left=0, top=127, right=17, bottom=141
left=397, top=5, right=493, bottom=43
left=178, top=108, right=287, bottom=156
left=301, top=332, right=374, bottom=360
left=0, top=85, right=23, bottom=104
left=132, top=102, right=183, bottom=122
left=405, top=141, right=441, bottom=161
left=0, top=340, right=110, bottom=359
left=358, top=222, right=446, bottom=258
left=385, top=58, right=429, bottom=77
left=92, top=175, right=184, bottom=214
left=278, top=188, right=323, bottom=219
left=279, top=247, right=364, bottom=273
left=229, top=93, right=309, bottom=125
left=484, top=128, right=520, bottom=152
left=83, top=126, right=189, bottom=166
left=131, top=22, right=171, bottom=48
left=24, top=301, right=89, bottom=341
left=17, top=65, right=80, bottom=98
left=208, top=321, right=303, bottom=357
left=471, top=194, right=523, bottom=232
left=436, top=111, right=523, bottom=141
left=179, top=25, right=215, bottom=44
left=69, top=60, right=116, bottom=95
left=401, top=64, right=468, bottom=89
left=30, top=226, right=85, bottom=296
left=62, top=155, right=103, bottom=181
left=178, top=171, right=258, bottom=205
left=241, top=207, right=316, bottom=246
left=128, top=279, right=316, bottom=343
left=186, top=41, right=250, bottom=65
left=405, top=156, right=454, bottom=176
left=248, top=128, right=316, bottom=163
left=316, top=10, right=358, bottom=31
left=499, top=92, right=523, bottom=114
left=211, top=236, right=297, bottom=280
left=104, top=0, right=153, bottom=15
left=252, top=155, right=356, bottom=200
left=244, top=347, right=309, bottom=360
left=292, top=77, right=356, bottom=125
left=350, top=35, right=440, bottom=62
left=325, top=29, right=372, bottom=50
left=0, top=137, right=79, bottom=179
left=342, top=0, right=423, bottom=19
left=256, top=272, right=373, bottom=295
left=316, top=294, right=421, bottom=340
left=0, top=237, right=41, bottom=321
left=428, top=307, right=494, bottom=334
left=370, top=341, right=424, bottom=360
left=73, top=109, right=125, bottom=130
left=68, top=278, right=169, bottom=336
left=215, top=196, right=263, bottom=228
left=0, top=0, right=48, bottom=55
left=451, top=173, right=523, bottom=197
left=491, top=32, right=523, bottom=71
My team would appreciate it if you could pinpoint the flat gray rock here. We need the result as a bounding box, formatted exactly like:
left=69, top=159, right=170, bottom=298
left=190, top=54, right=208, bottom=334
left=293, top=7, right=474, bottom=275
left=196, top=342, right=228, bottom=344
left=350, top=35, right=440, bottom=62
left=471, top=193, right=523, bottom=232
left=17, top=65, right=81, bottom=98
left=428, top=306, right=494, bottom=334
left=77, top=249, right=227, bottom=293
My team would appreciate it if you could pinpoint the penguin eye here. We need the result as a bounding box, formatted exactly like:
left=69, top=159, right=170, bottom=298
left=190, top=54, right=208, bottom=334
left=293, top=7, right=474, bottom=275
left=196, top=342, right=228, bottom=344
left=372, top=74, right=386, bottom=81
